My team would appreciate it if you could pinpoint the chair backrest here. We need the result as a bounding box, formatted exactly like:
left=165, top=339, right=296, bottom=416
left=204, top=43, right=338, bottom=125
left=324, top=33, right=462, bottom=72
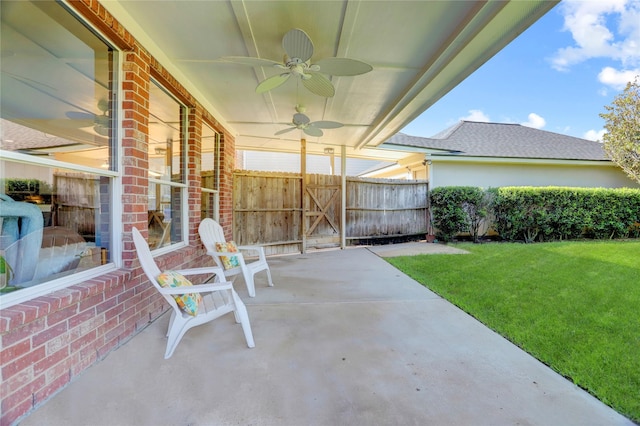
left=131, top=227, right=163, bottom=289
left=198, top=218, right=226, bottom=252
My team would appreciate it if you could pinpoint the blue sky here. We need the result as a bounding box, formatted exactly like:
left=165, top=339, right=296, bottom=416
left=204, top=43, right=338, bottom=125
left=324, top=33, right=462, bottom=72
left=401, top=0, right=640, bottom=142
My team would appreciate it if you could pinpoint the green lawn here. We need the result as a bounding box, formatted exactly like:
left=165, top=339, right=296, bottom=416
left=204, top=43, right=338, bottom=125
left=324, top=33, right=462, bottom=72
left=386, top=240, right=640, bottom=422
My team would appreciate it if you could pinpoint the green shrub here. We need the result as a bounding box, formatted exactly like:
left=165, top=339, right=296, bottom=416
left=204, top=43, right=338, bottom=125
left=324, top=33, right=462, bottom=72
left=1, top=178, right=53, bottom=203
left=430, top=186, right=490, bottom=242
left=490, top=186, right=640, bottom=242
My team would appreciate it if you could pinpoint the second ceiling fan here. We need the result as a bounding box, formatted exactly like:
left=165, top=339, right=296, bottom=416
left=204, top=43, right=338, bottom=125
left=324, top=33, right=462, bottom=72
left=221, top=28, right=372, bottom=97
left=64, top=98, right=110, bottom=136
left=275, top=106, right=343, bottom=137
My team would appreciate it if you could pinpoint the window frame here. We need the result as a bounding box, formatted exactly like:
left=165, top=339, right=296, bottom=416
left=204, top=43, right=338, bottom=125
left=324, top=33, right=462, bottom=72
left=200, top=121, right=221, bottom=222
left=146, top=79, right=189, bottom=253
left=0, top=2, right=123, bottom=308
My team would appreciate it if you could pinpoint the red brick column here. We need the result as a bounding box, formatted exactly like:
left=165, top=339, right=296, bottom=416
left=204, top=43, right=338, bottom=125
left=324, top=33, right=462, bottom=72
left=121, top=45, right=151, bottom=268
left=186, top=108, right=203, bottom=242
left=218, top=132, right=236, bottom=240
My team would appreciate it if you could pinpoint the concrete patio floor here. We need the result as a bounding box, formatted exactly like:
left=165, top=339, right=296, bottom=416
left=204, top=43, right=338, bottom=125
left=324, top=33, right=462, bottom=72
left=20, top=243, right=634, bottom=426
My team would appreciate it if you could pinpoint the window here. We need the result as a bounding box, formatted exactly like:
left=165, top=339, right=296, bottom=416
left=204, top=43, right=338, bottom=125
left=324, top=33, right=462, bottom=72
left=147, top=82, right=187, bottom=249
left=201, top=122, right=220, bottom=221
left=0, top=1, right=118, bottom=304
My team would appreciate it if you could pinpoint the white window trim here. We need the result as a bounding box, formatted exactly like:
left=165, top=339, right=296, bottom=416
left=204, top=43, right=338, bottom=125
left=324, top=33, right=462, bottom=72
left=147, top=82, right=190, bottom=252
left=0, top=9, right=124, bottom=309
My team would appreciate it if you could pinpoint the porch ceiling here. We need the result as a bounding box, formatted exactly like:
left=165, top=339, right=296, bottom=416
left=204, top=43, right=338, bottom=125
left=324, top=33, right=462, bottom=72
left=101, top=0, right=558, bottom=161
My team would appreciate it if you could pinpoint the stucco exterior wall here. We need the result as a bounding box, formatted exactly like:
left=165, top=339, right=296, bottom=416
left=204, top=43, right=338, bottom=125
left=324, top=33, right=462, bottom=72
left=429, top=159, right=639, bottom=189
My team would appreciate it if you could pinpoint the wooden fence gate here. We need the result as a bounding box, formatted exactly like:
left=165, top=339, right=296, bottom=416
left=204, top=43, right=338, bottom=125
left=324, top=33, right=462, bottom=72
left=303, top=173, right=342, bottom=249
left=232, top=171, right=429, bottom=255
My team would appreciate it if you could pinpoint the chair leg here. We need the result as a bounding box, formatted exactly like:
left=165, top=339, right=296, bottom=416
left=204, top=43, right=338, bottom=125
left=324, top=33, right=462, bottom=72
left=166, top=310, right=177, bottom=337
left=231, top=291, right=255, bottom=348
left=265, top=268, right=274, bottom=287
left=245, top=274, right=256, bottom=297
left=165, top=317, right=191, bottom=359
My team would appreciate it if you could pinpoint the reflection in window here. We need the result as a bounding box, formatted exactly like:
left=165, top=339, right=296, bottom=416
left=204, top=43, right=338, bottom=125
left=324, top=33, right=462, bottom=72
left=147, top=82, right=185, bottom=249
left=201, top=122, right=220, bottom=221
left=1, top=166, right=111, bottom=287
left=0, top=1, right=116, bottom=300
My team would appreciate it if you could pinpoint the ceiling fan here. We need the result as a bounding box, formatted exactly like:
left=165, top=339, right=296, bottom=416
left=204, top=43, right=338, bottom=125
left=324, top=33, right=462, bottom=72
left=221, top=28, right=372, bottom=97
left=65, top=98, right=110, bottom=136
left=275, top=106, right=343, bottom=137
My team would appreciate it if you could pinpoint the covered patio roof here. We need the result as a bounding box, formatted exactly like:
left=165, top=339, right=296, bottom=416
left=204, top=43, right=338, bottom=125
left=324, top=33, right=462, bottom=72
left=101, top=0, right=558, bottom=161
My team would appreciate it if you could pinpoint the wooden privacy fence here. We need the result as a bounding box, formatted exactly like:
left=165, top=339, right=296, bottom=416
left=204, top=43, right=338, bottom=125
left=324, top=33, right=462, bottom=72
left=233, top=171, right=302, bottom=255
left=53, top=173, right=99, bottom=240
left=233, top=171, right=429, bottom=255
left=346, top=176, right=430, bottom=241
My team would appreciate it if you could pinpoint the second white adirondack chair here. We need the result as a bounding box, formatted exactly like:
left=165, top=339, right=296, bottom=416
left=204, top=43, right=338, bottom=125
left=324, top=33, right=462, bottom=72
left=198, top=218, right=274, bottom=297
left=132, top=227, right=254, bottom=358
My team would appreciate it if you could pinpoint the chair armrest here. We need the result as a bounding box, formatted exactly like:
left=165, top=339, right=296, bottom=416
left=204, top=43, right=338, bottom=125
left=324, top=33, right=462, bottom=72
left=159, top=281, right=233, bottom=295
left=174, top=266, right=225, bottom=277
left=237, top=245, right=265, bottom=254
left=205, top=250, right=242, bottom=258
left=237, top=245, right=267, bottom=261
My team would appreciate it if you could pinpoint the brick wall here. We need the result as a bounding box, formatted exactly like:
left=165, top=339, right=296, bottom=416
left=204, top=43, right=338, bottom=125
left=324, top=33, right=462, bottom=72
left=218, top=132, right=236, bottom=240
left=0, top=2, right=235, bottom=425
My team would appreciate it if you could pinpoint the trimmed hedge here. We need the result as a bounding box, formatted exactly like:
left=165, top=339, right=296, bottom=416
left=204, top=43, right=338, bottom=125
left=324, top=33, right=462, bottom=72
left=431, top=186, right=640, bottom=243
left=430, top=186, right=491, bottom=242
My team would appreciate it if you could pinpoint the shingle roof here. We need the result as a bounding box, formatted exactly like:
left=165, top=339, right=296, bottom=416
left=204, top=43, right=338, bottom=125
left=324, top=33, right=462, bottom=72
left=385, top=121, right=609, bottom=161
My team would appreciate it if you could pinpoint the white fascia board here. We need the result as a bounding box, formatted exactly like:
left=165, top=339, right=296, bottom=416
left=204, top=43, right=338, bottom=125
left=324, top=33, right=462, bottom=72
left=380, top=144, right=453, bottom=155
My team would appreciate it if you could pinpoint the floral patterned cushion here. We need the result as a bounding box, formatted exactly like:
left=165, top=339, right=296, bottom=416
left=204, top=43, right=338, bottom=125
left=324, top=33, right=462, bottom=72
left=156, top=271, right=202, bottom=316
left=215, top=241, right=240, bottom=270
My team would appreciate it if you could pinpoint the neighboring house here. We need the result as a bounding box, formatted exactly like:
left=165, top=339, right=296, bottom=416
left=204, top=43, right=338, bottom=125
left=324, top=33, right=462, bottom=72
left=365, top=121, right=639, bottom=189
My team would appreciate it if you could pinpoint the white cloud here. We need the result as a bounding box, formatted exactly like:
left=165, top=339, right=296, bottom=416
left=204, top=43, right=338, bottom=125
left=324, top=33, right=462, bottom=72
left=584, top=129, right=606, bottom=141
left=551, top=0, right=640, bottom=73
left=598, top=66, right=640, bottom=90
left=460, top=109, right=490, bottom=122
left=521, top=113, right=546, bottom=129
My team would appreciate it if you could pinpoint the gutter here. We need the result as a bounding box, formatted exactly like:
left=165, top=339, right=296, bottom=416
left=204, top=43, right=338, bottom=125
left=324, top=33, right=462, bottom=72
left=430, top=155, right=613, bottom=167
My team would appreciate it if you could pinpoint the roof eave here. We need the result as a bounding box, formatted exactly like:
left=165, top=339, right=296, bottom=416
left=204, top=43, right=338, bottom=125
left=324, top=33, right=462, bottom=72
left=358, top=0, right=559, bottom=150
left=430, top=155, right=613, bottom=166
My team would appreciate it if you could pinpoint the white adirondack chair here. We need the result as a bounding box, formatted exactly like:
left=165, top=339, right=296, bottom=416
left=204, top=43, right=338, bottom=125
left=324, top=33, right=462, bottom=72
left=131, top=227, right=254, bottom=358
left=198, top=218, right=273, bottom=297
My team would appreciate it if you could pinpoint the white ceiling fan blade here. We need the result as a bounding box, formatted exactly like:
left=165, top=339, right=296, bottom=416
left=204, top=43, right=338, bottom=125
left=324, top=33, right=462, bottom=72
left=302, top=73, right=335, bottom=97
left=274, top=127, right=296, bottom=136
left=219, top=56, right=282, bottom=68
left=282, top=28, right=313, bottom=62
left=304, top=126, right=323, bottom=137
left=292, top=113, right=310, bottom=126
left=314, top=57, right=373, bottom=76
left=49, top=118, right=93, bottom=129
left=312, top=121, right=343, bottom=129
left=256, top=73, right=291, bottom=93
left=58, top=114, right=94, bottom=129
left=66, top=111, right=95, bottom=120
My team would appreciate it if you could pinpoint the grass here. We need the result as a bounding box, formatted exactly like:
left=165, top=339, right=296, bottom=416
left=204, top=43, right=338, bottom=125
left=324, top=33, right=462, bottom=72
left=386, top=240, right=640, bottom=423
